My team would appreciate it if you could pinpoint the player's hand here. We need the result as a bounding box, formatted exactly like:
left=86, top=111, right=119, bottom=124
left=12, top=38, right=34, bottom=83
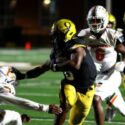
left=11, top=67, right=26, bottom=80
left=21, top=114, right=31, bottom=123
left=115, top=61, right=125, bottom=72
left=50, top=60, right=57, bottom=71
left=48, top=104, right=62, bottom=115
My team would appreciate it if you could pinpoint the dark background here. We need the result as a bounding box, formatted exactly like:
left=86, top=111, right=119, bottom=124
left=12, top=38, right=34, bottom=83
left=0, top=0, right=124, bottom=48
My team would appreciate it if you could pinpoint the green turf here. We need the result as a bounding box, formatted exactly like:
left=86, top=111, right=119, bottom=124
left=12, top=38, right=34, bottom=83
left=0, top=49, right=125, bottom=125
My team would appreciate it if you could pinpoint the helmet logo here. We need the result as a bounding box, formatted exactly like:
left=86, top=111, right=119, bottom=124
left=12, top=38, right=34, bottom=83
left=64, top=22, right=71, bottom=33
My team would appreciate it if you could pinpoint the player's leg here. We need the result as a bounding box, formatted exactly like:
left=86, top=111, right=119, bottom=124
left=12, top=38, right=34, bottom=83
left=94, top=70, right=122, bottom=125
left=69, top=85, right=95, bottom=125
left=105, top=106, right=115, bottom=122
left=0, top=110, right=22, bottom=125
left=105, top=94, right=116, bottom=122
left=112, top=89, right=125, bottom=116
left=93, top=94, right=104, bottom=125
left=54, top=81, right=77, bottom=125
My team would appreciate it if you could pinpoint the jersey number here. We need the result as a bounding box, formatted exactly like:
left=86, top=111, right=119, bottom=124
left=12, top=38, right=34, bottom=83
left=95, top=48, right=105, bottom=61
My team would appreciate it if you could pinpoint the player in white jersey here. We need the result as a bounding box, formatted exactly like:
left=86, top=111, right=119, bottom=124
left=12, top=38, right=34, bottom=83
left=78, top=5, right=125, bottom=125
left=104, top=13, right=124, bottom=122
left=0, top=66, right=62, bottom=125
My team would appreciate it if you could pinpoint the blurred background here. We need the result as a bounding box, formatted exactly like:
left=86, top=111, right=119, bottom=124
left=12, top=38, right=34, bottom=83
left=0, top=0, right=124, bottom=49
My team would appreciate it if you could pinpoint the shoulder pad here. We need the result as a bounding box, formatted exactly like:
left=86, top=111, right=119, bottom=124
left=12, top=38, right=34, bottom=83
left=66, top=37, right=86, bottom=50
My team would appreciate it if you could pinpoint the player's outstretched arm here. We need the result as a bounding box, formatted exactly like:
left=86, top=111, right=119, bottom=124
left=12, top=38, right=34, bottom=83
left=12, top=60, right=51, bottom=80
left=25, top=60, right=50, bottom=79
left=0, top=93, right=62, bottom=115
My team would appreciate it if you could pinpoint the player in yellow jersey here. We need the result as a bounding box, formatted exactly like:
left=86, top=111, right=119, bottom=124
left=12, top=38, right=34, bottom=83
left=15, top=19, right=97, bottom=125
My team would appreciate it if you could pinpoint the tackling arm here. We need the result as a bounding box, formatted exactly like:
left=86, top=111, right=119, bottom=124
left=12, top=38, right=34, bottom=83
left=15, top=60, right=51, bottom=80
left=0, top=93, right=62, bottom=115
left=26, top=60, right=50, bottom=78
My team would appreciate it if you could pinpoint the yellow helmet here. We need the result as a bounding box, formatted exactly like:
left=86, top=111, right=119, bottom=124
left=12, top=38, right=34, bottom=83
left=108, top=13, right=116, bottom=29
left=51, top=19, right=76, bottom=42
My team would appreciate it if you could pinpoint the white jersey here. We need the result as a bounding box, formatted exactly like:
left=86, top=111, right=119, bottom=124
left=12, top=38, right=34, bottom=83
left=78, top=28, right=124, bottom=72
left=0, top=66, right=50, bottom=113
left=0, top=66, right=16, bottom=95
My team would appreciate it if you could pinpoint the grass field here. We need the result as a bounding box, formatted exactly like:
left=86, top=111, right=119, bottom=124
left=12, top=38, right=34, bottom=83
left=0, top=48, right=125, bottom=125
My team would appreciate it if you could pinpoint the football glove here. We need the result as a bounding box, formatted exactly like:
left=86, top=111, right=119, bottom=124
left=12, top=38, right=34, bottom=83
left=21, top=114, right=31, bottom=123
left=48, top=104, right=62, bottom=115
left=115, top=61, right=125, bottom=72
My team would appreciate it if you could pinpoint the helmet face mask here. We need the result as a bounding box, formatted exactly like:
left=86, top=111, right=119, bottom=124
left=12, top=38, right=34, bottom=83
left=88, top=18, right=104, bottom=33
left=51, top=19, right=76, bottom=42
left=87, top=5, right=109, bottom=33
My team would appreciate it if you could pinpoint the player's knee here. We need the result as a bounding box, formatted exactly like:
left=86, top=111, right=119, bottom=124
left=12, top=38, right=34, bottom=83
left=60, top=101, right=73, bottom=112
left=66, top=103, right=73, bottom=111
left=93, top=95, right=102, bottom=106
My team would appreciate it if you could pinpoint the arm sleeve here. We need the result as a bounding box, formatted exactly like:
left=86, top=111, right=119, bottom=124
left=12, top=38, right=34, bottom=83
left=26, top=61, right=50, bottom=78
left=14, top=60, right=50, bottom=80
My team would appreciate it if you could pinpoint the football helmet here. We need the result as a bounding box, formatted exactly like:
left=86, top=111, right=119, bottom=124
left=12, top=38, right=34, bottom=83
left=87, top=5, right=109, bottom=33
left=51, top=19, right=76, bottom=42
left=108, top=13, right=116, bottom=29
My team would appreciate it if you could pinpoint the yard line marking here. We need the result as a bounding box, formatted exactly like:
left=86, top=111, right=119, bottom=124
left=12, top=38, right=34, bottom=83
left=19, top=81, right=60, bottom=87
left=31, top=118, right=125, bottom=124
left=17, top=93, right=58, bottom=97
left=19, top=83, right=59, bottom=89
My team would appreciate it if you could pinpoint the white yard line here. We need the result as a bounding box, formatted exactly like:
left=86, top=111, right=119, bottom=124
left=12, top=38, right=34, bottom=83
left=19, top=81, right=60, bottom=87
left=31, top=118, right=125, bottom=125
left=17, top=92, right=58, bottom=97
left=0, top=62, right=34, bottom=70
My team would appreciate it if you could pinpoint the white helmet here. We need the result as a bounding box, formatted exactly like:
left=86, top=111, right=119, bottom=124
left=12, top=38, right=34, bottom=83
left=87, top=5, right=109, bottom=33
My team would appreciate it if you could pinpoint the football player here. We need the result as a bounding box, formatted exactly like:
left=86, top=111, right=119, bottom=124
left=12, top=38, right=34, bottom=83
left=105, top=13, right=125, bottom=122
left=14, top=19, right=97, bottom=125
left=0, top=66, right=62, bottom=125
left=107, top=13, right=116, bottom=29
left=78, top=5, right=125, bottom=125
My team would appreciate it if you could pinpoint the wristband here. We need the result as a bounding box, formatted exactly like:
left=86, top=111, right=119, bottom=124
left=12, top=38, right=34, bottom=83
left=39, top=104, right=49, bottom=112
